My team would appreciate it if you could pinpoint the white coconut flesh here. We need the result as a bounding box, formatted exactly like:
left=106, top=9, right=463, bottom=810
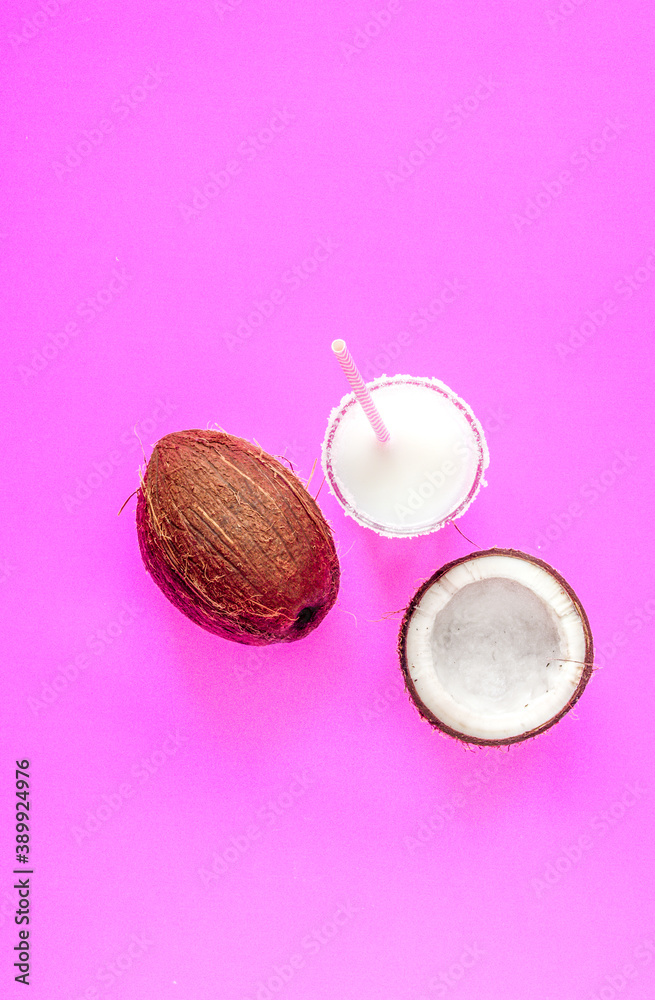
left=405, top=552, right=589, bottom=742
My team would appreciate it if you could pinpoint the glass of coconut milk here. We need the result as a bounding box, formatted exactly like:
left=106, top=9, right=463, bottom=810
left=321, top=374, right=489, bottom=538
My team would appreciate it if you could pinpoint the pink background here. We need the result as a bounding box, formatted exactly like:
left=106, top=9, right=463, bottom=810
left=2, top=1, right=654, bottom=997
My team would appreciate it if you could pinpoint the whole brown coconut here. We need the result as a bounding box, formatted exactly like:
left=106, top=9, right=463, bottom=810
left=136, top=429, right=340, bottom=645
left=398, top=548, right=594, bottom=747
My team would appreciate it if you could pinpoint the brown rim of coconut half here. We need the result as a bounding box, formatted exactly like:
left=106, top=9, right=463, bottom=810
left=398, top=547, right=594, bottom=747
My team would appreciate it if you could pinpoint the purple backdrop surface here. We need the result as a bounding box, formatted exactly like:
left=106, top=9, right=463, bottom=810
left=2, top=1, right=654, bottom=998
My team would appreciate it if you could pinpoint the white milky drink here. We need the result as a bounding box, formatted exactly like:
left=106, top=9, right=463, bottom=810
left=322, top=375, right=489, bottom=537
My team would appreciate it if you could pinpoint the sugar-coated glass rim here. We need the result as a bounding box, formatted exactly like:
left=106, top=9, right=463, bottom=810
left=321, top=375, right=490, bottom=538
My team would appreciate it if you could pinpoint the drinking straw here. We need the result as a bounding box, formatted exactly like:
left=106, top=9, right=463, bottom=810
left=331, top=340, right=390, bottom=443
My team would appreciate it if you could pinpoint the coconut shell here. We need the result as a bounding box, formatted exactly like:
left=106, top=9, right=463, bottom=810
left=398, top=547, right=594, bottom=747
left=136, top=429, right=340, bottom=645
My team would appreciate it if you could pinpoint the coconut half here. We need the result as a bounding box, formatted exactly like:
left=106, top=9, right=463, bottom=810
left=398, top=548, right=594, bottom=746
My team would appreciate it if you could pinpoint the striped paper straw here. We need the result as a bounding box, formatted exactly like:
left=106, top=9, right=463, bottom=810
left=331, top=339, right=390, bottom=443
